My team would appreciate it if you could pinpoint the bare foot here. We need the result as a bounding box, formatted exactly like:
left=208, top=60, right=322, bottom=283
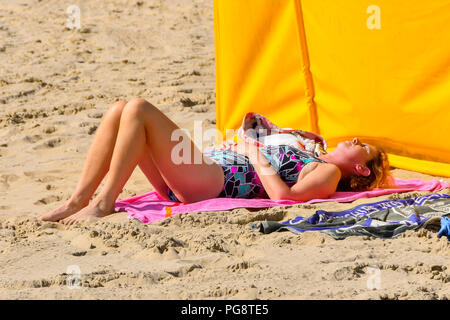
left=37, top=200, right=88, bottom=222
left=61, top=201, right=115, bottom=225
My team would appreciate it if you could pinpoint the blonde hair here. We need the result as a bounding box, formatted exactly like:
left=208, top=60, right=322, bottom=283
left=337, top=146, right=393, bottom=191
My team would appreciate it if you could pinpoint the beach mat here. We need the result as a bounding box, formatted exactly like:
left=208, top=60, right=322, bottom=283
left=115, top=178, right=449, bottom=224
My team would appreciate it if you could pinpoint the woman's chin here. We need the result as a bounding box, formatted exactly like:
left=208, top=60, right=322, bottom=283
left=336, top=142, right=347, bottom=150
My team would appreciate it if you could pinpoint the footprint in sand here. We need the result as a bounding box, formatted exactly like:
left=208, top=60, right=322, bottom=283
left=33, top=138, right=63, bottom=150
left=0, top=174, right=19, bottom=190
left=88, top=112, right=103, bottom=119
left=0, top=174, right=19, bottom=186
left=42, top=126, right=56, bottom=134
left=192, top=105, right=209, bottom=113
left=35, top=175, right=61, bottom=183
left=23, top=171, right=36, bottom=179
left=34, top=195, right=62, bottom=205
left=79, top=121, right=93, bottom=128
left=23, top=134, right=43, bottom=143
left=226, top=260, right=256, bottom=272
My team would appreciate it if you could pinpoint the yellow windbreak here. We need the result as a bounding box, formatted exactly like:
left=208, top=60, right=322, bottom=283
left=214, top=0, right=314, bottom=141
left=214, top=0, right=450, bottom=177
left=302, top=0, right=450, bottom=176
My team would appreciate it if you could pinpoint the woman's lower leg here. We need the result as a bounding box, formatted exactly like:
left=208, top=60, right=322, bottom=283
left=60, top=100, right=151, bottom=225
left=37, top=100, right=127, bottom=221
left=68, top=100, right=128, bottom=207
left=87, top=101, right=149, bottom=211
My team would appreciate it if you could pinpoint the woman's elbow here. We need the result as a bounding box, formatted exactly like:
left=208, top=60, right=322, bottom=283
left=269, top=193, right=285, bottom=201
left=267, top=190, right=289, bottom=201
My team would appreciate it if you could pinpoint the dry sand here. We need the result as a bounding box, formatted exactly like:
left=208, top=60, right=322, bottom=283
left=0, top=0, right=449, bottom=300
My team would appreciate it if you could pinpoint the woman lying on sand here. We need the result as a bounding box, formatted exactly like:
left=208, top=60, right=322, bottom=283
left=38, top=98, right=391, bottom=225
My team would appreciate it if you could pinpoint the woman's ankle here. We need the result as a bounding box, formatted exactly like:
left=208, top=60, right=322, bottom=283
left=67, top=195, right=90, bottom=209
left=90, top=196, right=116, bottom=213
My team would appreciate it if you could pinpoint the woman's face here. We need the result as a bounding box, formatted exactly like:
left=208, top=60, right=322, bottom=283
left=335, top=137, right=377, bottom=175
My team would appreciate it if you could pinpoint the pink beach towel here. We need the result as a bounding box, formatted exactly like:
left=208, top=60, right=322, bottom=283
left=114, top=178, right=449, bottom=224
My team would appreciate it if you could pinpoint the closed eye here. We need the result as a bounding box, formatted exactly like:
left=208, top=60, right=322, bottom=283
left=362, top=144, right=370, bottom=154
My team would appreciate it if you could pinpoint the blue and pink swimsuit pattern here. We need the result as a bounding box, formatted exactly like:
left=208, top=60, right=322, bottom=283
left=168, top=145, right=326, bottom=202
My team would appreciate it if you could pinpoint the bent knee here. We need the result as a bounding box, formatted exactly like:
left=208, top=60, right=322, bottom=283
left=106, top=99, right=128, bottom=117
left=122, top=98, right=157, bottom=117
left=127, top=97, right=149, bottom=106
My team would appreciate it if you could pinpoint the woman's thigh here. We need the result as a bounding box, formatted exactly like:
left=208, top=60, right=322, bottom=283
left=125, top=98, right=224, bottom=203
left=138, top=145, right=171, bottom=201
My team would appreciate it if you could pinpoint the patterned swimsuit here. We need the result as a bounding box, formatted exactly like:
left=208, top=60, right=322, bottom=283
left=167, top=145, right=326, bottom=201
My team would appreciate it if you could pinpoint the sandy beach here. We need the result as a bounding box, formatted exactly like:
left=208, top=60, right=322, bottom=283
left=0, top=0, right=449, bottom=300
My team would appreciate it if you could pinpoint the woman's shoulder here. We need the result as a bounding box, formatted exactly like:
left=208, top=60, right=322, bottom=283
left=298, top=161, right=341, bottom=180
left=300, top=160, right=341, bottom=182
left=294, top=160, right=341, bottom=199
left=313, top=161, right=342, bottom=180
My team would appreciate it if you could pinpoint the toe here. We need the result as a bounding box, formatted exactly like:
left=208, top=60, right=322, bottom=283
left=61, top=217, right=71, bottom=225
left=68, top=213, right=85, bottom=225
